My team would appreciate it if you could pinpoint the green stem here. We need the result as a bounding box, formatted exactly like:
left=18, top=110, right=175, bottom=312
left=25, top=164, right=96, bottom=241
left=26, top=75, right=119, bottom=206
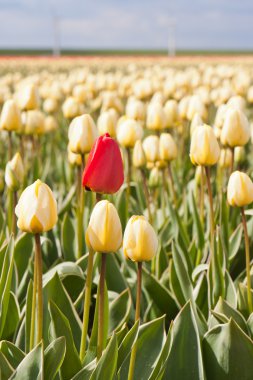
left=77, top=156, right=85, bottom=259
left=35, top=233, right=43, bottom=344
left=8, top=131, right=12, bottom=161
left=168, top=162, right=177, bottom=205
left=141, top=169, right=152, bottom=223
left=205, top=166, right=215, bottom=263
left=97, top=253, right=107, bottom=360
left=230, top=147, right=235, bottom=175
left=12, top=191, right=17, bottom=236
left=30, top=243, right=38, bottom=351
left=80, top=248, right=95, bottom=362
left=126, top=148, right=131, bottom=219
left=241, top=208, right=253, bottom=314
left=200, top=166, right=205, bottom=224
left=128, top=262, right=142, bottom=380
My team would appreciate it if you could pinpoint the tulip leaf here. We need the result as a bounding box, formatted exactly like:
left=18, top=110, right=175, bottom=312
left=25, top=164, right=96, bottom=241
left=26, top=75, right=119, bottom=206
left=61, top=213, right=76, bottom=261
left=229, top=224, right=243, bottom=262
left=25, top=280, right=33, bottom=353
left=188, top=190, right=205, bottom=250
left=14, top=233, right=33, bottom=281
left=43, top=272, right=82, bottom=348
left=1, top=291, right=20, bottom=340
left=9, top=343, right=43, bottom=380
left=105, top=253, right=128, bottom=293
left=203, top=319, right=253, bottom=380
left=90, top=333, right=118, bottom=380
left=0, top=340, right=25, bottom=370
left=162, top=301, right=205, bottom=380
left=0, top=237, right=15, bottom=338
left=142, top=267, right=178, bottom=319
left=117, top=320, right=139, bottom=370
left=0, top=351, right=14, bottom=380
left=109, top=288, right=132, bottom=334
left=49, top=301, right=82, bottom=379
left=119, top=316, right=166, bottom=380
left=44, top=337, right=66, bottom=380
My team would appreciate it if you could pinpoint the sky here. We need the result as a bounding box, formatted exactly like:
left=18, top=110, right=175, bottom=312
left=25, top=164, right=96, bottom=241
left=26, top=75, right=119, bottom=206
left=0, top=0, right=252, bottom=50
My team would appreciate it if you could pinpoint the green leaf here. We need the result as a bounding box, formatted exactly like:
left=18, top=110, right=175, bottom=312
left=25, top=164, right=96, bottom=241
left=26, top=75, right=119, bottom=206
left=117, top=320, right=139, bottom=370
left=0, top=237, right=15, bottom=338
left=0, top=341, right=25, bottom=369
left=90, top=334, right=118, bottom=380
left=119, top=316, right=166, bottom=380
left=171, top=242, right=193, bottom=303
left=229, top=224, right=243, bottom=262
left=58, top=184, right=76, bottom=217
left=105, top=253, right=128, bottom=293
left=61, top=213, right=76, bottom=261
left=163, top=301, right=204, bottom=380
left=203, top=319, right=253, bottom=380
left=148, top=326, right=172, bottom=380
left=25, top=280, right=33, bottom=353
left=49, top=301, right=82, bottom=379
left=210, top=297, right=249, bottom=334
left=0, top=351, right=14, bottom=379
left=189, top=191, right=205, bottom=250
left=9, top=343, right=43, bottom=380
left=1, top=291, right=20, bottom=340
left=109, top=288, right=131, bottom=334
left=43, top=272, right=82, bottom=348
left=14, top=233, right=33, bottom=281
left=44, top=337, right=66, bottom=380
left=142, top=267, right=178, bottom=319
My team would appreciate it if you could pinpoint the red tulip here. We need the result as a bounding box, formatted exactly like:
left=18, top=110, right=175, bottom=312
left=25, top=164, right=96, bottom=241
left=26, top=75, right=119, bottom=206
left=82, top=133, right=124, bottom=194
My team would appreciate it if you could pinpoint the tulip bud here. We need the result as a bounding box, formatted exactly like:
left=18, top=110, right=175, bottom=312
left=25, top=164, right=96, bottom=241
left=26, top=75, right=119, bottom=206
left=43, top=98, right=58, bottom=114
left=68, top=144, right=82, bottom=166
left=44, top=115, right=58, bottom=133
left=24, top=110, right=45, bottom=135
left=219, top=149, right=232, bottom=169
left=142, top=135, right=160, bottom=163
left=83, top=133, right=124, bottom=194
left=164, top=99, right=178, bottom=128
left=62, top=97, right=84, bottom=119
left=149, top=166, right=160, bottom=187
left=72, top=84, right=86, bottom=103
left=133, top=140, right=146, bottom=169
left=221, top=108, right=250, bottom=147
left=187, top=95, right=207, bottom=121
left=190, top=113, right=203, bottom=136
left=97, top=109, right=118, bottom=137
left=116, top=119, right=143, bottom=148
left=190, top=124, right=220, bottom=166
left=123, top=216, right=158, bottom=261
left=126, top=99, right=145, bottom=121
left=227, top=95, right=245, bottom=112
left=5, top=153, right=24, bottom=191
left=15, top=179, right=58, bottom=233
left=86, top=200, right=122, bottom=253
left=159, top=133, right=177, bottom=162
left=146, top=103, right=166, bottom=131
left=68, top=114, right=98, bottom=155
left=17, top=83, right=40, bottom=111
left=227, top=171, right=253, bottom=207
left=0, top=99, right=22, bottom=132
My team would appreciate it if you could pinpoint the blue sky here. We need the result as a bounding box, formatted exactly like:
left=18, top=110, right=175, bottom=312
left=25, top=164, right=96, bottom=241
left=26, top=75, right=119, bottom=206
left=0, top=0, right=252, bottom=50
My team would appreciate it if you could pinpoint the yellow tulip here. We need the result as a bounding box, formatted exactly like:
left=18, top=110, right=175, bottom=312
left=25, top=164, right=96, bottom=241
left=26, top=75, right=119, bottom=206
left=219, top=149, right=232, bottom=169
left=116, top=119, right=143, bottom=148
left=68, top=114, right=98, bottom=154
left=221, top=108, right=250, bottom=147
left=164, top=99, right=178, bottom=128
left=62, top=97, right=84, bottom=119
left=15, top=179, right=58, bottom=233
left=227, top=171, right=253, bottom=207
left=133, top=140, right=146, bottom=169
left=17, top=83, right=40, bottom=111
left=142, top=135, right=160, bottom=163
left=43, top=98, right=58, bottom=114
left=86, top=200, right=122, bottom=253
left=23, top=110, right=45, bottom=135
left=190, top=124, right=220, bottom=166
left=5, top=153, right=24, bottom=191
left=146, top=103, right=166, bottom=131
left=0, top=99, right=22, bottom=132
left=159, top=133, right=177, bottom=162
left=97, top=109, right=118, bottom=137
left=123, top=216, right=158, bottom=261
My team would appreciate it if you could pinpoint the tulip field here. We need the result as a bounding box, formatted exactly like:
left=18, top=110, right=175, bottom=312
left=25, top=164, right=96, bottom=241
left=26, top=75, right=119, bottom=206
left=1, top=55, right=253, bottom=380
